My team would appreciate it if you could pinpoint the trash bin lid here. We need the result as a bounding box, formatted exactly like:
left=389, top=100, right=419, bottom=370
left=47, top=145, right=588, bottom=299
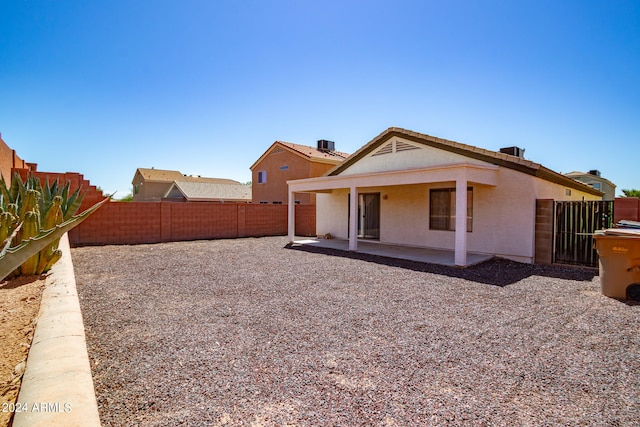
left=617, top=219, right=640, bottom=229
left=595, top=228, right=640, bottom=237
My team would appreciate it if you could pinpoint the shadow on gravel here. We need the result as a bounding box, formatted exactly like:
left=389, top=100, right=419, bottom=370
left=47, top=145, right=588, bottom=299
left=0, top=275, right=43, bottom=290
left=285, top=243, right=598, bottom=287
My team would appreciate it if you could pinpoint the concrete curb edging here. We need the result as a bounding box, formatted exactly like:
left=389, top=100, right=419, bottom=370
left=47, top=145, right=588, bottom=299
left=13, top=233, right=101, bottom=427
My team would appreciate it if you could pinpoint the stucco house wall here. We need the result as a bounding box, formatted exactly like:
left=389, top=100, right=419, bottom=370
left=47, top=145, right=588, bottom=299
left=252, top=149, right=316, bottom=205
left=316, top=170, right=600, bottom=263
left=251, top=142, right=347, bottom=205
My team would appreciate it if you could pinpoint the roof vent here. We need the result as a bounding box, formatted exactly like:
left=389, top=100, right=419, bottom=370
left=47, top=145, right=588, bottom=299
left=317, top=139, right=335, bottom=153
left=588, top=169, right=601, bottom=177
left=499, top=146, right=525, bottom=158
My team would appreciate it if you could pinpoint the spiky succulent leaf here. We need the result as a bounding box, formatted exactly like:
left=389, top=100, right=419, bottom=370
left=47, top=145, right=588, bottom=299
left=19, top=211, right=40, bottom=275
left=0, top=196, right=108, bottom=281
left=0, top=175, right=11, bottom=209
left=63, top=186, right=86, bottom=220
left=0, top=212, right=15, bottom=243
left=43, top=196, right=64, bottom=230
left=10, top=172, right=22, bottom=207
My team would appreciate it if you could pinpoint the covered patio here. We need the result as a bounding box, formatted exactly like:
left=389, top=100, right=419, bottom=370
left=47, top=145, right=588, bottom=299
left=287, top=163, right=499, bottom=267
left=290, top=237, right=494, bottom=267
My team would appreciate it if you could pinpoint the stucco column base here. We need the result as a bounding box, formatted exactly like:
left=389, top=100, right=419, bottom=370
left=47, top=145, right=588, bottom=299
left=13, top=233, right=101, bottom=427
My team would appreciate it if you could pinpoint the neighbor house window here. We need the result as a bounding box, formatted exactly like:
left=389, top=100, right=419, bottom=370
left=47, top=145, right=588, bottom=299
left=280, top=165, right=289, bottom=170
left=430, top=187, right=473, bottom=231
left=258, top=171, right=267, bottom=184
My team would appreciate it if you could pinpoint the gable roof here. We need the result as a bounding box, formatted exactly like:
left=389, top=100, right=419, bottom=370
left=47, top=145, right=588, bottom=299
left=565, top=171, right=616, bottom=188
left=135, top=168, right=184, bottom=182
left=164, top=181, right=251, bottom=202
left=325, top=127, right=603, bottom=197
left=250, top=141, right=349, bottom=170
left=134, top=168, right=241, bottom=185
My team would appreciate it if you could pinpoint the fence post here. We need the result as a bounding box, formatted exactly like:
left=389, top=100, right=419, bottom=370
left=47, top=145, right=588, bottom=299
left=534, top=199, right=554, bottom=265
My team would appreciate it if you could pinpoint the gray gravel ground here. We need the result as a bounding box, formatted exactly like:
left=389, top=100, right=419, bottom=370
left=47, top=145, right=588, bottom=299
left=72, top=236, right=640, bottom=426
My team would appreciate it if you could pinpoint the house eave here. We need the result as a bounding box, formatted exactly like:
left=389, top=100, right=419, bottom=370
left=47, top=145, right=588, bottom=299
left=324, top=127, right=604, bottom=197
left=289, top=163, right=500, bottom=193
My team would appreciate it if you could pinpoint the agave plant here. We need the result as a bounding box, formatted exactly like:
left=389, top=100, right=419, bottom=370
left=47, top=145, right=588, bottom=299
left=0, top=172, right=108, bottom=280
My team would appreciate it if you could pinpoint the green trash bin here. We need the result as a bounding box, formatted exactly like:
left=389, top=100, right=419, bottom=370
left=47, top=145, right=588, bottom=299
left=594, top=228, right=640, bottom=300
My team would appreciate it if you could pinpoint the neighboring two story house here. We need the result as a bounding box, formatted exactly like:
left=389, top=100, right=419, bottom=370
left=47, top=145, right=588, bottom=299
left=250, top=140, right=349, bottom=205
left=565, top=170, right=616, bottom=200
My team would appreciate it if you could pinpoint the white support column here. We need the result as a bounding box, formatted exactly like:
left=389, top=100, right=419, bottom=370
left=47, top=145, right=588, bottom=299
left=349, top=186, right=358, bottom=251
left=454, top=176, right=468, bottom=267
left=288, top=189, right=295, bottom=243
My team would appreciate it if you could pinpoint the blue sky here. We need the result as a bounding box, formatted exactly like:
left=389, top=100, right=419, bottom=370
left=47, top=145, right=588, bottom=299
left=1, top=0, right=638, bottom=196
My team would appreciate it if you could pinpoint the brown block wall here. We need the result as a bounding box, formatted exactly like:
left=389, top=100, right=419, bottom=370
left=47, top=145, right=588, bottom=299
left=244, top=204, right=287, bottom=237
left=7, top=164, right=317, bottom=246
left=71, top=201, right=162, bottom=245
left=0, top=136, right=32, bottom=182
left=614, top=197, right=640, bottom=223
left=295, top=204, right=316, bottom=237
left=70, top=201, right=315, bottom=246
left=534, top=199, right=554, bottom=265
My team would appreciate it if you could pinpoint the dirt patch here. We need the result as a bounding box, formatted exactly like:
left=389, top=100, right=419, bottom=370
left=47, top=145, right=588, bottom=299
left=0, top=276, right=45, bottom=427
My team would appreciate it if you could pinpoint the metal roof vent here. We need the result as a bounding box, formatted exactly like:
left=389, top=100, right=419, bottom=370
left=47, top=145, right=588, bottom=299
left=499, top=146, right=525, bottom=158
left=317, top=139, right=335, bottom=153
left=588, top=169, right=601, bottom=177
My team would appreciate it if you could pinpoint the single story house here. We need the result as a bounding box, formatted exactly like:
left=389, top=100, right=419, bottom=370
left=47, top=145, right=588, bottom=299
left=163, top=180, right=251, bottom=203
left=287, top=127, right=603, bottom=266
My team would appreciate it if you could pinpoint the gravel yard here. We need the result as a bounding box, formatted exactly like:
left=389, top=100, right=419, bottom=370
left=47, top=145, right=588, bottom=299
left=73, top=236, right=640, bottom=426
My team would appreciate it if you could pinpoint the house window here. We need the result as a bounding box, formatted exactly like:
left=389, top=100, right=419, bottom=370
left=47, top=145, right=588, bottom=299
left=430, top=187, right=473, bottom=231
left=280, top=165, right=289, bottom=170
left=272, top=201, right=282, bottom=204
left=258, top=171, right=267, bottom=184
left=592, top=182, right=602, bottom=190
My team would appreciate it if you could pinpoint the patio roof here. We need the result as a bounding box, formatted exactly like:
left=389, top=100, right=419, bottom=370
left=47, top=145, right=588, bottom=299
left=287, top=162, right=499, bottom=193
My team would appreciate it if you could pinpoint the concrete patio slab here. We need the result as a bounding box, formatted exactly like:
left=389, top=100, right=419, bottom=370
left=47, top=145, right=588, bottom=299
left=291, top=237, right=494, bottom=267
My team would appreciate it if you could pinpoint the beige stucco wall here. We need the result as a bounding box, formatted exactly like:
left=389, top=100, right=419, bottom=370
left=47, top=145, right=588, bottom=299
left=315, top=161, right=602, bottom=263
left=133, top=180, right=172, bottom=201
left=339, top=137, right=487, bottom=176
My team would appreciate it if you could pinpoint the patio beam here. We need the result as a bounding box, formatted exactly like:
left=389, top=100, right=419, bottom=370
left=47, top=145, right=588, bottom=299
left=349, top=186, right=358, bottom=251
left=288, top=189, right=295, bottom=242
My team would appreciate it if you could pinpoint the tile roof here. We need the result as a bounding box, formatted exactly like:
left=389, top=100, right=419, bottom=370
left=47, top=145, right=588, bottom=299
left=135, top=168, right=241, bottom=185
left=250, top=141, right=349, bottom=170
left=276, top=141, right=350, bottom=161
left=326, top=127, right=603, bottom=197
left=166, top=181, right=251, bottom=202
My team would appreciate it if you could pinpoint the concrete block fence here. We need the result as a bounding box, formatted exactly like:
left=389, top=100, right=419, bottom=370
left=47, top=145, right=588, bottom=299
left=69, top=201, right=316, bottom=246
left=614, top=197, right=640, bottom=224
left=11, top=167, right=317, bottom=246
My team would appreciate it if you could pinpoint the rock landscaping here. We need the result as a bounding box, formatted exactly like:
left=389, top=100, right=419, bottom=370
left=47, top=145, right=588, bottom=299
left=73, top=236, right=640, bottom=426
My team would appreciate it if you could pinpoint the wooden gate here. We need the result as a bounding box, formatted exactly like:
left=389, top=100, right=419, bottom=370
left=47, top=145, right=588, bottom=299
left=554, top=200, right=613, bottom=267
